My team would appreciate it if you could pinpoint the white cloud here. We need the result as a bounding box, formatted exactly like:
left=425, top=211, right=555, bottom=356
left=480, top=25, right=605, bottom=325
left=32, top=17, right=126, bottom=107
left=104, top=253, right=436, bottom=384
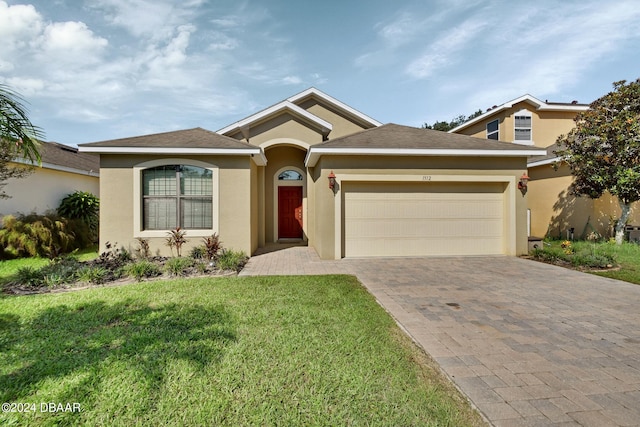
left=38, top=21, right=108, bottom=64
left=5, top=77, right=46, bottom=96
left=405, top=18, right=486, bottom=79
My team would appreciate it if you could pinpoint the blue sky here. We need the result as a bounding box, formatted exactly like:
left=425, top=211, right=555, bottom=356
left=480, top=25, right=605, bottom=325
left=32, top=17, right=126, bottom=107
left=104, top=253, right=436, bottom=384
left=1, top=0, right=639, bottom=145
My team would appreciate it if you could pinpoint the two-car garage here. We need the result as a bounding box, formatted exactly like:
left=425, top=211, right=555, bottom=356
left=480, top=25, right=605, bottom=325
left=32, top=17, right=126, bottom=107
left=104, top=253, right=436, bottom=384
left=343, top=181, right=507, bottom=257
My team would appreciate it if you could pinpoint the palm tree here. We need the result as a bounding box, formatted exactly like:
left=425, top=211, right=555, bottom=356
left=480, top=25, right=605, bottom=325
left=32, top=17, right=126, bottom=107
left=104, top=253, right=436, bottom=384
left=0, top=84, right=44, bottom=163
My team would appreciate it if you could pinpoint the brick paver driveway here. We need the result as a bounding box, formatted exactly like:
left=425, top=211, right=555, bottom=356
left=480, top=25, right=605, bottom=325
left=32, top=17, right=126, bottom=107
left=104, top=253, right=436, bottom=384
left=240, top=247, right=640, bottom=426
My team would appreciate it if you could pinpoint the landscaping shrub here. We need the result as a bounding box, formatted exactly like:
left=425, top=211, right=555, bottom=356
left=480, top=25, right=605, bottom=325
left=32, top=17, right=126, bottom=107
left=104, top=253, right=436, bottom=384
left=57, top=191, right=99, bottom=241
left=124, top=260, right=162, bottom=282
left=189, top=245, right=206, bottom=259
left=531, top=240, right=617, bottom=269
left=9, top=256, right=82, bottom=288
left=202, top=233, right=222, bottom=261
left=164, top=256, right=194, bottom=276
left=165, top=227, right=187, bottom=257
left=0, top=213, right=91, bottom=259
left=217, top=249, right=248, bottom=272
left=134, top=237, right=151, bottom=259
left=75, top=265, right=110, bottom=284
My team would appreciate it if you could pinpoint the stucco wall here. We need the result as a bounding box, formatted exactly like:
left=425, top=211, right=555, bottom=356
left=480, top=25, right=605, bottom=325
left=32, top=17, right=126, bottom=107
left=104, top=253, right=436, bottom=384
left=297, top=99, right=372, bottom=138
left=99, top=154, right=255, bottom=256
left=457, top=102, right=579, bottom=148
left=309, top=155, right=529, bottom=259
left=529, top=163, right=640, bottom=239
left=1, top=165, right=99, bottom=217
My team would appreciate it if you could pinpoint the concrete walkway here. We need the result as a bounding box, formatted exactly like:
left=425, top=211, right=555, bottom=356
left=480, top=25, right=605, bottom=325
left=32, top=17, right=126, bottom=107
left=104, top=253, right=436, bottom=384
left=240, top=245, right=640, bottom=426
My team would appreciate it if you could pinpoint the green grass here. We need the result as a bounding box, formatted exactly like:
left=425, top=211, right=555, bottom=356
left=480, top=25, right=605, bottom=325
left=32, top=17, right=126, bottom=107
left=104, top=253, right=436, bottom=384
left=0, top=275, right=484, bottom=426
left=536, top=240, right=640, bottom=285
left=0, top=246, right=99, bottom=286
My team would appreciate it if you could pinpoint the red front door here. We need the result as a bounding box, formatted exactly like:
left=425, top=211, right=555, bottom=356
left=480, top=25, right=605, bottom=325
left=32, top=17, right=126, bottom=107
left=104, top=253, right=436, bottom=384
left=278, top=186, right=303, bottom=239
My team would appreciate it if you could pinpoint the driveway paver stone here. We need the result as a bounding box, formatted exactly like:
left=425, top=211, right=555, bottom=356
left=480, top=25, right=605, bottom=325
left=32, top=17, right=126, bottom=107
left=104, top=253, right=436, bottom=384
left=240, top=245, right=640, bottom=426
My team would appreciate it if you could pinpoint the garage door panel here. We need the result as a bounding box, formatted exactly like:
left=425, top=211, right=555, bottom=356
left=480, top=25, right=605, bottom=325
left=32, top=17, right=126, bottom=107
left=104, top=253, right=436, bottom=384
left=344, top=183, right=505, bottom=257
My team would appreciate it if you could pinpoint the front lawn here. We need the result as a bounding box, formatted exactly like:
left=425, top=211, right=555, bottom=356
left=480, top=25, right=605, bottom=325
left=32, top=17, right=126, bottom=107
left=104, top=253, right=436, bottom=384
left=0, top=275, right=484, bottom=426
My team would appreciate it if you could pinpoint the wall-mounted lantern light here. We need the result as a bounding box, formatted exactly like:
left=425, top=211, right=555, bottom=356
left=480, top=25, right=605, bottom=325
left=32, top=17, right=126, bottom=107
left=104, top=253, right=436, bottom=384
left=518, top=172, right=530, bottom=195
left=328, top=170, right=336, bottom=190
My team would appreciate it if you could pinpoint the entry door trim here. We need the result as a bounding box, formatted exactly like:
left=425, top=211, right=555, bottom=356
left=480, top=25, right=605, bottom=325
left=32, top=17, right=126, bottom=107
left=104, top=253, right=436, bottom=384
left=273, top=166, right=305, bottom=242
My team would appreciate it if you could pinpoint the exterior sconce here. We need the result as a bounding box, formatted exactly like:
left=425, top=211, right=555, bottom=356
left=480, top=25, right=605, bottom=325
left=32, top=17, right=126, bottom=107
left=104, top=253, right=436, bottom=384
left=328, top=170, right=336, bottom=190
left=518, top=172, right=530, bottom=195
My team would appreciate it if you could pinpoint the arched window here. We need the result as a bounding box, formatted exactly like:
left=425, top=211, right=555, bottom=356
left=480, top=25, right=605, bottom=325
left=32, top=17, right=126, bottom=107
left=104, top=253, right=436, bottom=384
left=142, top=165, right=212, bottom=230
left=278, top=170, right=303, bottom=181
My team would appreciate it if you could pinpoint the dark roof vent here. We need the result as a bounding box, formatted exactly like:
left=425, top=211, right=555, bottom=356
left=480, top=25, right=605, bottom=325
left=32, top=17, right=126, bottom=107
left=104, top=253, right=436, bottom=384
left=571, top=100, right=578, bottom=104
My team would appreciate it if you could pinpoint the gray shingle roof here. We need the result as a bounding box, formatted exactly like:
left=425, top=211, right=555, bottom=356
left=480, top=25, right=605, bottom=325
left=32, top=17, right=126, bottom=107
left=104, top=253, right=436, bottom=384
left=319, top=123, right=544, bottom=152
left=38, top=141, right=99, bottom=173
left=79, top=127, right=255, bottom=150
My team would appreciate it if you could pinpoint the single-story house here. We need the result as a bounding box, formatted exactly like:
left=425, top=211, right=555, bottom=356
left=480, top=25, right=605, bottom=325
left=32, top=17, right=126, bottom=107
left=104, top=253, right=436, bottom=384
left=79, top=88, right=544, bottom=259
left=1, top=141, right=100, bottom=218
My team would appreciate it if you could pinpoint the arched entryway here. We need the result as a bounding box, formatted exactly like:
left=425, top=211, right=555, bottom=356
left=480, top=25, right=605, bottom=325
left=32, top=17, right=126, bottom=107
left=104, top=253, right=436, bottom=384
left=262, top=144, right=307, bottom=243
left=274, top=167, right=305, bottom=240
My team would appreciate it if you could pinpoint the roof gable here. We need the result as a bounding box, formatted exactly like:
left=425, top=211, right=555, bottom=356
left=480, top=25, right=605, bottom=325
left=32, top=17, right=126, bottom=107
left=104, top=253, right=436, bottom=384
left=217, top=87, right=381, bottom=139
left=449, top=94, right=589, bottom=133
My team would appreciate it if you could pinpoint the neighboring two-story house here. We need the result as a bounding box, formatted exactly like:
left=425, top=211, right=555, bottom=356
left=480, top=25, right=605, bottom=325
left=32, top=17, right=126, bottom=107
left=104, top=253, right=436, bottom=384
left=450, top=95, right=639, bottom=240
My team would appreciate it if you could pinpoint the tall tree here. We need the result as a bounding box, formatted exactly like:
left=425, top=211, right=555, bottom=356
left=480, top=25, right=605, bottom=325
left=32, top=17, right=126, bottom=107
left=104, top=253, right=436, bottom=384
left=555, top=79, right=640, bottom=244
left=423, top=109, right=483, bottom=132
left=0, top=84, right=44, bottom=199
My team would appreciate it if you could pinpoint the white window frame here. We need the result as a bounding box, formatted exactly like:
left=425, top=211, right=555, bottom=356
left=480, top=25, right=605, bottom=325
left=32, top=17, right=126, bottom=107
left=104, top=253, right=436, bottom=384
left=513, top=109, right=533, bottom=145
left=133, top=158, right=219, bottom=238
left=486, top=119, right=499, bottom=140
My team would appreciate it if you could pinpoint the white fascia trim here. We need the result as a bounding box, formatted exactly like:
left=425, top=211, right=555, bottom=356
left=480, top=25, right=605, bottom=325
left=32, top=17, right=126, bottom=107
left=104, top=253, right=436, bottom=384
left=13, top=157, right=100, bottom=177
left=449, top=94, right=589, bottom=133
left=217, top=101, right=333, bottom=135
left=78, top=146, right=267, bottom=166
left=287, top=87, right=383, bottom=127
left=305, top=147, right=547, bottom=167
left=527, top=157, right=562, bottom=168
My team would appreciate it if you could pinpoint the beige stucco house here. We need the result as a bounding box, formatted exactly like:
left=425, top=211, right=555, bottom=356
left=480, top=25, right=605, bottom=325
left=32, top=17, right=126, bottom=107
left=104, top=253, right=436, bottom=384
left=1, top=141, right=99, bottom=218
left=79, top=88, right=543, bottom=259
left=450, top=94, right=640, bottom=239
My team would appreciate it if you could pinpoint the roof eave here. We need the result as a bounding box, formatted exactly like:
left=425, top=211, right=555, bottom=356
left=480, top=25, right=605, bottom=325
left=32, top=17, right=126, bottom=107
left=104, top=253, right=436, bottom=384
left=305, top=147, right=547, bottom=167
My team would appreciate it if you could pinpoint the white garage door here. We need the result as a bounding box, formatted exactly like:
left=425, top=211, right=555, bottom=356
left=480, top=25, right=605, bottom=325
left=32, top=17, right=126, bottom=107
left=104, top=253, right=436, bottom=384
left=344, top=182, right=505, bottom=257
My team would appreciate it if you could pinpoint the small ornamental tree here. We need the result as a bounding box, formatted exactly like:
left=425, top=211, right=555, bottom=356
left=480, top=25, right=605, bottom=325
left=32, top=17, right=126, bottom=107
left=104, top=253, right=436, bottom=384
left=556, top=79, right=640, bottom=244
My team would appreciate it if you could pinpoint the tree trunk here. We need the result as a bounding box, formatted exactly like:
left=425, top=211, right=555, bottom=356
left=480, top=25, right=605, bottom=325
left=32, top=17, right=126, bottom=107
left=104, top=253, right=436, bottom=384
left=615, top=200, right=632, bottom=245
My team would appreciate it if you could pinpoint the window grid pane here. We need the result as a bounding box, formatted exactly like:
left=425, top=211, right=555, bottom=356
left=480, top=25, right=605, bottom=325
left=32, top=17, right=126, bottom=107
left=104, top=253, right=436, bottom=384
left=144, top=197, right=177, bottom=230
left=181, top=198, right=213, bottom=229
left=143, top=165, right=213, bottom=230
left=515, top=129, right=532, bottom=140
left=144, top=166, right=177, bottom=196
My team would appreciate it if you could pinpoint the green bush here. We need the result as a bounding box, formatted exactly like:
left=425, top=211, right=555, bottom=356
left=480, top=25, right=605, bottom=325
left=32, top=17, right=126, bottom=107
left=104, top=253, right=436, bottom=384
left=216, top=249, right=248, bottom=272
left=189, top=245, right=206, bottom=259
left=0, top=213, right=91, bottom=259
left=532, top=240, right=617, bottom=268
left=124, top=260, right=162, bottom=282
left=76, top=265, right=110, bottom=284
left=57, top=191, right=99, bottom=240
left=165, top=257, right=194, bottom=276
left=10, top=256, right=82, bottom=288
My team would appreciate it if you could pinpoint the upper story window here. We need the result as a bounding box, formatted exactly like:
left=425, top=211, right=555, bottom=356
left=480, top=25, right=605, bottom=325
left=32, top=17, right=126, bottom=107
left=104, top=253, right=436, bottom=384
left=278, top=170, right=303, bottom=180
left=486, top=119, right=499, bottom=140
left=514, top=110, right=532, bottom=144
left=142, top=165, right=212, bottom=230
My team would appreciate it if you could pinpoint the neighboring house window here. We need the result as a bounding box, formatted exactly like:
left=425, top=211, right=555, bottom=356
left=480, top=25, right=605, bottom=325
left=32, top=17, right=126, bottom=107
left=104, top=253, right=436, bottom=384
left=486, top=120, right=499, bottom=140
left=142, top=165, right=212, bottom=230
left=514, top=110, right=532, bottom=143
